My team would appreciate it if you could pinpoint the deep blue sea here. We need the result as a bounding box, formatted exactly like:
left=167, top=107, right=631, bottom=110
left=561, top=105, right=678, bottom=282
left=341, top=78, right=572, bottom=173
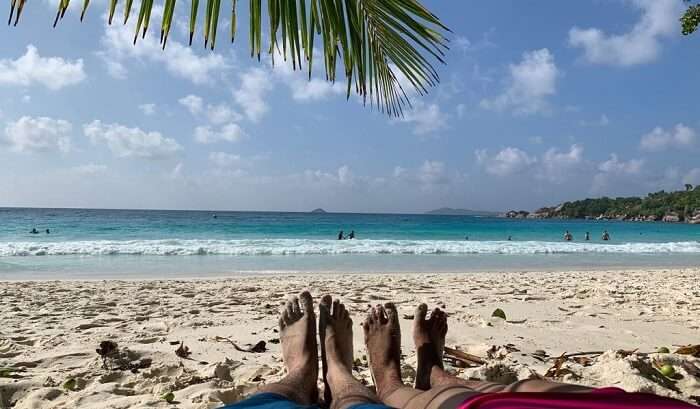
left=1, top=208, right=699, bottom=279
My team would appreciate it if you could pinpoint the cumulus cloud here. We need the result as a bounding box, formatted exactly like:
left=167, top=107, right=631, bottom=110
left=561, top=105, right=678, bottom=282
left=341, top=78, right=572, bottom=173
left=84, top=120, right=182, bottom=159
left=480, top=48, right=558, bottom=115
left=475, top=147, right=537, bottom=177
left=98, top=10, right=226, bottom=84
left=418, top=160, right=448, bottom=185
left=302, top=166, right=355, bottom=186
left=138, top=103, right=156, bottom=116
left=592, top=154, right=645, bottom=193
left=397, top=102, right=449, bottom=135
left=194, top=123, right=244, bottom=144
left=179, top=95, right=204, bottom=115
left=233, top=68, right=273, bottom=122
left=0, top=45, right=85, bottom=90
left=640, top=124, right=696, bottom=152
left=568, top=0, right=683, bottom=66
left=3, top=116, right=72, bottom=153
left=538, top=144, right=585, bottom=183
left=209, top=151, right=241, bottom=167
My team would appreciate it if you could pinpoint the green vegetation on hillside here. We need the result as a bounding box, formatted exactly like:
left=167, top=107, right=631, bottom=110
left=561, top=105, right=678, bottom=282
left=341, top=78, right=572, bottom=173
left=551, top=186, right=700, bottom=221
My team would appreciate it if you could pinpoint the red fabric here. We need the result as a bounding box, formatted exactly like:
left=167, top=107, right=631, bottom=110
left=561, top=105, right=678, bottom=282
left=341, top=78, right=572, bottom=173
left=457, top=388, right=697, bottom=409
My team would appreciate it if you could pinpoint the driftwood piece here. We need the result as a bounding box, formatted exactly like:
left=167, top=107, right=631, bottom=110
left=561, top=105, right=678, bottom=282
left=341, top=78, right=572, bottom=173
left=444, top=346, right=486, bottom=366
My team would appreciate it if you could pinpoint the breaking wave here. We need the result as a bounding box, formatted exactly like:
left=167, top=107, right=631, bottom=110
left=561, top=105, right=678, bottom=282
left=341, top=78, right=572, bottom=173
left=2, top=239, right=700, bottom=256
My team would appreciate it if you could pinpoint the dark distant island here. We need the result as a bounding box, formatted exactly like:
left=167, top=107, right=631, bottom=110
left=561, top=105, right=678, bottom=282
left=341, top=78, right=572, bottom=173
left=503, top=186, right=700, bottom=224
left=310, top=208, right=327, bottom=214
left=426, top=207, right=500, bottom=217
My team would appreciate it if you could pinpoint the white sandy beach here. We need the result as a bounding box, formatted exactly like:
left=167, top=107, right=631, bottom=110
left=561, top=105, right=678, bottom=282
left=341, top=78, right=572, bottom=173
left=1, top=269, right=699, bottom=408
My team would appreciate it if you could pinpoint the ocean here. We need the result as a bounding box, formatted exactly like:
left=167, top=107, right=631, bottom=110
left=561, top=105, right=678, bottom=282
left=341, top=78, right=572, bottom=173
left=1, top=207, right=699, bottom=279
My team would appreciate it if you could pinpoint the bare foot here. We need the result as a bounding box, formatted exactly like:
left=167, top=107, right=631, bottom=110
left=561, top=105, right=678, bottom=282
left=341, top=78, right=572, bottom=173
left=323, top=298, right=380, bottom=409
left=363, top=304, right=403, bottom=400
left=413, top=304, right=447, bottom=390
left=320, top=295, right=354, bottom=406
left=278, top=291, right=319, bottom=403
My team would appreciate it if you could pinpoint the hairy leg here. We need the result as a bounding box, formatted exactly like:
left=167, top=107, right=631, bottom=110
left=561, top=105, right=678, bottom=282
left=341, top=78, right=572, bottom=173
left=321, top=296, right=380, bottom=409
left=258, top=291, right=319, bottom=405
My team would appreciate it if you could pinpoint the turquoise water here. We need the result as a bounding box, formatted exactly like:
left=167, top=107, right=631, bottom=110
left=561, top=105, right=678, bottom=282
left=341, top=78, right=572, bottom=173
left=1, top=208, right=699, bottom=279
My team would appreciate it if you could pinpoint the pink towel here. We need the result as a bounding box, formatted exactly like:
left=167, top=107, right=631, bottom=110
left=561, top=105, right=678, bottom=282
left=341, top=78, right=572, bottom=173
left=458, top=388, right=697, bottom=409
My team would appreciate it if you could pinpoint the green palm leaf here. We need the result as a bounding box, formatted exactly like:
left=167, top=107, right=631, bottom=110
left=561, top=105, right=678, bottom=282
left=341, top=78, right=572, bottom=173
left=14, top=0, right=449, bottom=117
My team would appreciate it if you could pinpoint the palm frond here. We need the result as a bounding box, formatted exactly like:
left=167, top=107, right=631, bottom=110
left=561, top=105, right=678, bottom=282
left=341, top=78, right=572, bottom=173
left=682, top=2, right=700, bottom=35
left=13, top=0, right=449, bottom=117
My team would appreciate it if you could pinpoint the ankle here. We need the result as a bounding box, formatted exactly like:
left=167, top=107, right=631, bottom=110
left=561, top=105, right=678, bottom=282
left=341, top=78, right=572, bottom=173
left=374, top=370, right=404, bottom=400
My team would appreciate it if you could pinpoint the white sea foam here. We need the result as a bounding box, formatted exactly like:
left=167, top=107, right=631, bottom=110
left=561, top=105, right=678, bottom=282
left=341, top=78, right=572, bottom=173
left=1, top=239, right=699, bottom=257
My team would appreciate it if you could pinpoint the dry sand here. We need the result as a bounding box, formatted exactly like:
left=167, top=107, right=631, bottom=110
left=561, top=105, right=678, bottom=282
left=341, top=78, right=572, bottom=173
left=1, top=269, right=699, bottom=408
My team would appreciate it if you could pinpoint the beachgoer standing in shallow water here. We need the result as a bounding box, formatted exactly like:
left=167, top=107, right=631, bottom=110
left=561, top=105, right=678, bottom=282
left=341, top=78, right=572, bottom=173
left=585, top=232, right=590, bottom=241
left=347, top=231, right=355, bottom=240
left=337, top=231, right=344, bottom=240
left=564, top=230, right=573, bottom=241
left=602, top=230, right=610, bottom=241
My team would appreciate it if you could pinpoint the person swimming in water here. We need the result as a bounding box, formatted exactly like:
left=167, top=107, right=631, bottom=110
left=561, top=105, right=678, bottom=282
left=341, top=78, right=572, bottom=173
left=347, top=231, right=355, bottom=240
left=564, top=230, right=573, bottom=241
left=337, top=230, right=344, bottom=240
left=30, top=228, right=39, bottom=234
left=602, top=230, right=610, bottom=241
left=46, top=229, right=50, bottom=234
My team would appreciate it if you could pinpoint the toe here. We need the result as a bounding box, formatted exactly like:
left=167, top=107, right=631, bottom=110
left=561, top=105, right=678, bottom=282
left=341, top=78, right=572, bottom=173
left=332, top=299, right=341, bottom=319
left=384, top=303, right=398, bottom=326
left=337, top=302, right=346, bottom=319
left=299, top=291, right=314, bottom=316
left=370, top=306, right=379, bottom=324
left=286, top=300, right=298, bottom=322
left=376, top=304, right=388, bottom=324
left=320, top=294, right=333, bottom=311
left=282, top=307, right=292, bottom=326
left=290, top=296, right=302, bottom=317
left=415, top=303, right=428, bottom=323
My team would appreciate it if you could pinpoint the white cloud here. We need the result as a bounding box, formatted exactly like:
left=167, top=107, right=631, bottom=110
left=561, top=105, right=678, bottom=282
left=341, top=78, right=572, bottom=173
left=71, top=163, right=108, bottom=175
left=3, top=116, right=72, bottom=153
left=480, top=48, right=558, bottom=115
left=397, top=102, right=449, bottom=135
left=579, top=114, right=610, bottom=127
left=538, top=144, right=585, bottom=183
left=233, top=68, right=273, bottom=122
left=418, top=160, right=448, bottom=185
left=640, top=124, right=696, bottom=152
left=138, top=103, right=156, bottom=116
left=84, top=120, right=182, bottom=159
left=475, top=147, right=537, bottom=177
left=270, top=47, right=347, bottom=102
left=209, top=151, right=241, bottom=167
left=592, top=154, right=645, bottom=193
left=302, top=166, right=354, bottom=186
left=568, top=0, right=683, bottom=66
left=98, top=11, right=226, bottom=84
left=598, top=154, right=644, bottom=174
left=393, top=166, right=408, bottom=179
left=194, top=123, right=244, bottom=144
left=205, top=104, right=240, bottom=125
left=179, top=94, right=204, bottom=115
left=0, top=45, right=85, bottom=90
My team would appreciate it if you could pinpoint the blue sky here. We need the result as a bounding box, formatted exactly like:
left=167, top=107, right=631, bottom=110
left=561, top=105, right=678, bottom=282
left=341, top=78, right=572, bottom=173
left=1, top=0, right=699, bottom=213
